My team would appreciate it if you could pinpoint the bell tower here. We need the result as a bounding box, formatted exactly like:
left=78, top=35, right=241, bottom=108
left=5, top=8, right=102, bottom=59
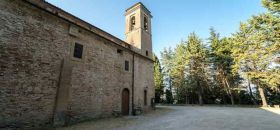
left=125, top=2, right=152, bottom=58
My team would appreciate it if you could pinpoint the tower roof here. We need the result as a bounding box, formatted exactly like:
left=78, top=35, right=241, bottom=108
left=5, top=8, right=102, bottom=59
left=125, top=2, right=152, bottom=17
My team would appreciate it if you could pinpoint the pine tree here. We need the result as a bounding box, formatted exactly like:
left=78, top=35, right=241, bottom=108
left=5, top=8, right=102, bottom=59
left=185, top=33, right=208, bottom=105
left=170, top=41, right=188, bottom=103
left=209, top=28, right=236, bottom=105
left=154, top=54, right=164, bottom=103
left=231, top=0, right=280, bottom=106
left=161, top=48, right=175, bottom=103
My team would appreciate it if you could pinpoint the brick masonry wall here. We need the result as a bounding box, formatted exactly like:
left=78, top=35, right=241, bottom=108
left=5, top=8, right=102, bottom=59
left=134, top=56, right=155, bottom=112
left=0, top=0, right=69, bottom=128
left=66, top=26, right=134, bottom=123
left=0, top=0, right=154, bottom=129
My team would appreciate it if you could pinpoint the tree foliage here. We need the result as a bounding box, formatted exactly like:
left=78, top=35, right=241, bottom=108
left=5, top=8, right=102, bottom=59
left=160, top=48, right=175, bottom=103
left=154, top=54, right=164, bottom=103
left=231, top=0, right=280, bottom=106
left=157, top=0, right=280, bottom=105
left=209, top=28, right=237, bottom=105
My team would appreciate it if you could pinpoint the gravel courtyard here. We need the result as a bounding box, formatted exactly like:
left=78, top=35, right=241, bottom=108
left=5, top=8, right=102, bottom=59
left=57, top=106, right=280, bottom=130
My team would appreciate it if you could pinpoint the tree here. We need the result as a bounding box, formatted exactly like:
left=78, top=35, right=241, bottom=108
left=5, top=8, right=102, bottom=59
left=262, top=0, right=280, bottom=13
left=231, top=0, right=280, bottom=106
left=154, top=54, right=164, bottom=103
left=161, top=47, right=175, bottom=103
left=209, top=28, right=236, bottom=105
left=169, top=41, right=188, bottom=103
left=185, top=33, right=208, bottom=105
left=157, top=0, right=280, bottom=106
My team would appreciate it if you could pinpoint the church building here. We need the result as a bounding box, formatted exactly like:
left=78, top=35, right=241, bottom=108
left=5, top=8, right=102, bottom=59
left=0, top=0, right=154, bottom=129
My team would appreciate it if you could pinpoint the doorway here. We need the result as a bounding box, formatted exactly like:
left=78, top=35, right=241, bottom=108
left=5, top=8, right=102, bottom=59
left=122, top=88, right=129, bottom=115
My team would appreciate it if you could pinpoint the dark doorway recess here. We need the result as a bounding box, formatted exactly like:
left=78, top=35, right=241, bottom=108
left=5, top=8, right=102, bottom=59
left=122, top=88, right=129, bottom=115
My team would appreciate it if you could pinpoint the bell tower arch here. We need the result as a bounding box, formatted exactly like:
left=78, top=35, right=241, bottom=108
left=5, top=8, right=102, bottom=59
left=125, top=2, right=152, bottom=58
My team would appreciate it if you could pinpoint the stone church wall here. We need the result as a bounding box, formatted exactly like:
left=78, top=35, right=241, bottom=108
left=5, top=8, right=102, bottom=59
left=1, top=0, right=68, bottom=128
left=0, top=0, right=152, bottom=129
left=134, top=56, right=155, bottom=112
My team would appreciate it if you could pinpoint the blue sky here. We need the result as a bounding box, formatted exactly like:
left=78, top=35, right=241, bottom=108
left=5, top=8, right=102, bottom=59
left=46, top=0, right=266, bottom=57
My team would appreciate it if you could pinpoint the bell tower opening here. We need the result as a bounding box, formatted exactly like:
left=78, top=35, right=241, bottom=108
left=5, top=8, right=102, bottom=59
left=130, top=16, right=136, bottom=31
left=144, top=16, right=148, bottom=31
left=125, top=2, right=152, bottom=58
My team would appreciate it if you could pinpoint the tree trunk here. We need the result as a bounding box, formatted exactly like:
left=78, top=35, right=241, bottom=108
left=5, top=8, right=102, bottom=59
left=168, top=77, right=173, bottom=103
left=224, top=78, right=235, bottom=105
left=229, top=93, right=235, bottom=105
left=185, top=94, right=189, bottom=104
left=198, top=92, right=203, bottom=105
left=197, top=80, right=203, bottom=105
left=222, top=93, right=226, bottom=104
left=238, top=91, right=241, bottom=104
left=258, top=87, right=268, bottom=107
left=248, top=78, right=257, bottom=105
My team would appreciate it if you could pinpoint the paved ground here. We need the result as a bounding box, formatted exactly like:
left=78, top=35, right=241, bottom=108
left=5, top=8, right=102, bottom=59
left=56, top=106, right=280, bottom=130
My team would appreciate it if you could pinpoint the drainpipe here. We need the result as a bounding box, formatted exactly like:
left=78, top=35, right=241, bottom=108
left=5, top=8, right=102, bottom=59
left=132, top=54, right=135, bottom=115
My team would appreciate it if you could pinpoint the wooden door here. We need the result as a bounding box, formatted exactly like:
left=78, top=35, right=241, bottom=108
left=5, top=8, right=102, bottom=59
left=122, top=89, right=129, bottom=115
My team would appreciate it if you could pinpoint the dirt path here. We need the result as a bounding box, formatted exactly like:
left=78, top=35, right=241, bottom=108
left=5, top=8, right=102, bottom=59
left=56, top=106, right=280, bottom=130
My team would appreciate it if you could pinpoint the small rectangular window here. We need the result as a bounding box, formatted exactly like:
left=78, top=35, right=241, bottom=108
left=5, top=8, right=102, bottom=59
left=146, top=50, right=149, bottom=56
left=125, top=60, right=129, bottom=71
left=117, top=49, right=123, bottom=54
left=73, top=43, right=83, bottom=59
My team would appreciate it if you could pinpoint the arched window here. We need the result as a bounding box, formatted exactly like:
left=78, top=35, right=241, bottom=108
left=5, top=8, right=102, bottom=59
left=130, top=16, right=135, bottom=31
left=144, top=16, right=148, bottom=31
